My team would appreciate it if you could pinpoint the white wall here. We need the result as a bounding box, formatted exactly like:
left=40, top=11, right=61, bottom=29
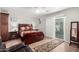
left=41, top=7, right=79, bottom=42
left=46, top=17, right=54, bottom=38
left=37, top=18, right=46, bottom=34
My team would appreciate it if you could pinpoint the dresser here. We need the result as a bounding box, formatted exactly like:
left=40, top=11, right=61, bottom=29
left=9, top=31, right=19, bottom=39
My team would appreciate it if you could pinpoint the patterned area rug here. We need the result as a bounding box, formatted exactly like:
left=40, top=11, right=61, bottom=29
left=33, top=39, right=63, bottom=52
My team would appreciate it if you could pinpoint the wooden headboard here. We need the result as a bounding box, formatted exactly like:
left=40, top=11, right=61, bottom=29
left=18, top=24, right=33, bottom=33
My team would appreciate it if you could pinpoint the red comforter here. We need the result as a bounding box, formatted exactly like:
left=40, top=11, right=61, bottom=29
left=20, top=31, right=44, bottom=44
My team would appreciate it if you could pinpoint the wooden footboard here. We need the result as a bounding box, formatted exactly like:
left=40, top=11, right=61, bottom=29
left=21, top=32, right=44, bottom=45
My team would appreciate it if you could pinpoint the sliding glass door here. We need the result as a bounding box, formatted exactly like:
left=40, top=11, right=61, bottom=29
left=55, top=17, right=64, bottom=39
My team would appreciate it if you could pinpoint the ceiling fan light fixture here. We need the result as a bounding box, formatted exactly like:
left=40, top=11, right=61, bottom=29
left=36, top=9, right=40, bottom=14
left=35, top=7, right=46, bottom=14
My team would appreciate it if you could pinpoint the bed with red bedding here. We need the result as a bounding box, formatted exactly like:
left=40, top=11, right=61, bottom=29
left=18, top=24, right=44, bottom=45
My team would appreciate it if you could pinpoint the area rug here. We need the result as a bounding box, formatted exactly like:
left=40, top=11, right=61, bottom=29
left=33, top=39, right=64, bottom=52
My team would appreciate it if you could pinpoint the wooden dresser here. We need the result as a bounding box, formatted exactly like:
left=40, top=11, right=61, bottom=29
left=9, top=31, right=19, bottom=39
left=0, top=13, right=9, bottom=42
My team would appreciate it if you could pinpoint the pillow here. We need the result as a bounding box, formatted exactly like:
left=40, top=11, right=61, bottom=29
left=26, top=26, right=30, bottom=30
left=20, top=27, right=26, bottom=31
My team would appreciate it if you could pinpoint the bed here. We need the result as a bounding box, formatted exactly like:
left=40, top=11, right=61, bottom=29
left=18, top=24, right=44, bottom=45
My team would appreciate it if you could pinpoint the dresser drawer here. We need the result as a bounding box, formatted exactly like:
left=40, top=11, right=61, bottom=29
left=9, top=31, right=19, bottom=39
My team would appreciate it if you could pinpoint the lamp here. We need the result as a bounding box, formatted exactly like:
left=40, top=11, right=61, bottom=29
left=32, top=23, right=36, bottom=29
left=11, top=22, right=18, bottom=31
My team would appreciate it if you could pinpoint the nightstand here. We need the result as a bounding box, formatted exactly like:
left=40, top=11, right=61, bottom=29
left=9, top=31, right=19, bottom=39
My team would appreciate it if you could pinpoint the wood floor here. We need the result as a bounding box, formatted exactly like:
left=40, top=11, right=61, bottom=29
left=51, top=42, right=79, bottom=52
left=4, top=38, right=79, bottom=52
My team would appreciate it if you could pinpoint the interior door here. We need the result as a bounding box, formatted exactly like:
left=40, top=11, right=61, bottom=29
left=1, top=13, right=9, bottom=41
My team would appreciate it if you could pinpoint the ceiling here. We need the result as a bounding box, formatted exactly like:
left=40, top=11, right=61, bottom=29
left=22, top=7, right=69, bottom=16
left=1, top=7, right=69, bottom=18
